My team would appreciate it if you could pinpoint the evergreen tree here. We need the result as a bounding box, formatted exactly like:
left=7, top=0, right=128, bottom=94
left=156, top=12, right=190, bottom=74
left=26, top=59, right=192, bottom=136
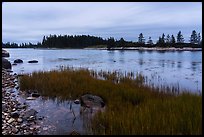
left=138, top=33, right=145, bottom=44
left=166, top=34, right=171, bottom=43
left=190, top=30, right=198, bottom=44
left=177, top=31, right=184, bottom=43
left=118, top=37, right=125, bottom=47
left=147, top=37, right=153, bottom=45
left=161, top=33, right=165, bottom=43
left=170, top=35, right=176, bottom=44
left=197, top=32, right=201, bottom=44
left=107, top=37, right=115, bottom=49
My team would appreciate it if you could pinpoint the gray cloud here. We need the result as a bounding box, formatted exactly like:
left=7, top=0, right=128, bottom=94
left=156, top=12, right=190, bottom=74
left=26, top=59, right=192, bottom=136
left=2, top=2, right=202, bottom=44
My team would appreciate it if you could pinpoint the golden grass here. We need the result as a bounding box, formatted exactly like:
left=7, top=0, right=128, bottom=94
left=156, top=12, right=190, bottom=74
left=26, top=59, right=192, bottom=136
left=19, top=67, right=202, bottom=135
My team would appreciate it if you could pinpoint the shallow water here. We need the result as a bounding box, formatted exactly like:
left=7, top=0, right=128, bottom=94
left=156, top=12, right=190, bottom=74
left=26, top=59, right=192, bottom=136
left=6, top=48, right=202, bottom=93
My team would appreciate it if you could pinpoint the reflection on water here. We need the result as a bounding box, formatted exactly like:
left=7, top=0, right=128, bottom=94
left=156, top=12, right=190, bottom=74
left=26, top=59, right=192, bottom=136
left=6, top=48, right=202, bottom=93
left=18, top=94, right=92, bottom=135
left=177, top=61, right=182, bottom=69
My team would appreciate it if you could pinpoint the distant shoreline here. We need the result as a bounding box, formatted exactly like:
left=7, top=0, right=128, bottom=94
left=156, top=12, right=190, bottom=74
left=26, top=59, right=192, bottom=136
left=85, top=47, right=202, bottom=51
left=3, top=47, right=202, bottom=51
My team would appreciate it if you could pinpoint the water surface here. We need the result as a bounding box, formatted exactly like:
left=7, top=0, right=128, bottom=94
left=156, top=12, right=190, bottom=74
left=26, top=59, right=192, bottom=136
left=6, top=48, right=202, bottom=93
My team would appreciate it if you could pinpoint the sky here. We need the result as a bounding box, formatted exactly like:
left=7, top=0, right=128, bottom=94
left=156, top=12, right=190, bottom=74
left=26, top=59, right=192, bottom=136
left=2, top=2, right=202, bottom=44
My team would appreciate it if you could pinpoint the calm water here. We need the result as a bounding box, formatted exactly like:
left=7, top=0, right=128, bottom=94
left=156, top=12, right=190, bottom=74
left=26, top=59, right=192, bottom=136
left=6, top=48, right=202, bottom=93
left=4, top=48, right=202, bottom=134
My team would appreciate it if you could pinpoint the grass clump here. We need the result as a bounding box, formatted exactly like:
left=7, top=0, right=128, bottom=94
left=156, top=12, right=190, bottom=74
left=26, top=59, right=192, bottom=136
left=19, top=67, right=202, bottom=135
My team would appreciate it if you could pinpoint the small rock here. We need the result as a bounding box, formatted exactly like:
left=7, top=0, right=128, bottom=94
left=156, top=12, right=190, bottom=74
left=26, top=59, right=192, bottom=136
left=74, top=99, right=80, bottom=104
left=17, top=118, right=23, bottom=123
left=12, top=127, right=19, bottom=134
left=8, top=118, right=15, bottom=124
left=28, top=60, right=38, bottom=63
left=43, top=127, right=48, bottom=131
left=26, top=97, right=37, bottom=100
left=10, top=111, right=20, bottom=118
left=14, top=59, right=23, bottom=63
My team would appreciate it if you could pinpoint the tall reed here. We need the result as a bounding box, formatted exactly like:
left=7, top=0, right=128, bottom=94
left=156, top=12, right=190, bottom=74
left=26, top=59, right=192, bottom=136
left=19, top=67, right=202, bottom=135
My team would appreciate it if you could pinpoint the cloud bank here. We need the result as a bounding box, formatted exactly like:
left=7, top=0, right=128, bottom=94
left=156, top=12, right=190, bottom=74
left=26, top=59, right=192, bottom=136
left=2, top=2, right=202, bottom=44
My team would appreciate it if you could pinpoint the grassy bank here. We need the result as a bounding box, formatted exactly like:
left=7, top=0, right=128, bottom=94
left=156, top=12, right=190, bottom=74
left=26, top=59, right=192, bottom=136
left=19, top=68, right=202, bottom=135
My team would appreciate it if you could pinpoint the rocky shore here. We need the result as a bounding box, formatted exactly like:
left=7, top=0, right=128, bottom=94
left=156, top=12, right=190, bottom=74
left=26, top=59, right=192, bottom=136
left=2, top=68, right=41, bottom=135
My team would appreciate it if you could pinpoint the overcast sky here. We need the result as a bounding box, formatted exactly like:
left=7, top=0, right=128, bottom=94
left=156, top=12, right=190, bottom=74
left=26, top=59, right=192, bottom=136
left=2, top=2, right=202, bottom=44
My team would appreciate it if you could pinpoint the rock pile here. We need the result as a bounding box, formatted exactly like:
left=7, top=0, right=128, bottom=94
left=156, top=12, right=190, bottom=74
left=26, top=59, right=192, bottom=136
left=2, top=69, right=41, bottom=135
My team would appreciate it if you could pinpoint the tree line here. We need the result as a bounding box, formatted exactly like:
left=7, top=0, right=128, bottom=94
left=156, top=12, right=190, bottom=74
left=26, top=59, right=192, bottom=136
left=2, top=30, right=202, bottom=49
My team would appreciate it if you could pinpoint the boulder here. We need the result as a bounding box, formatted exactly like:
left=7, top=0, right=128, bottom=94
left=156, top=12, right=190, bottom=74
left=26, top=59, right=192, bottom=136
left=28, top=60, right=38, bottom=63
left=2, top=58, right=11, bottom=69
left=14, top=59, right=23, bottom=63
left=80, top=94, right=105, bottom=108
left=2, top=49, right=10, bottom=57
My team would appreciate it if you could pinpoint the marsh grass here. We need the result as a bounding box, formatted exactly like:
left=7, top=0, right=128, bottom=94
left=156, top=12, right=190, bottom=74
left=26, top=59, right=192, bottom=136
left=19, top=67, right=202, bottom=135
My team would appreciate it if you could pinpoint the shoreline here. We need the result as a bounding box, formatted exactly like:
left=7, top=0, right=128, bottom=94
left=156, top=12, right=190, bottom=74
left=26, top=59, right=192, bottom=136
left=85, top=47, right=202, bottom=51
left=4, top=47, right=202, bottom=51
left=2, top=69, right=41, bottom=135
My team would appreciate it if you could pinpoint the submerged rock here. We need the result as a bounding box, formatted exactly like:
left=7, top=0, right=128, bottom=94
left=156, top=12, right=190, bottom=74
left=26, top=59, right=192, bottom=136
left=22, top=109, right=38, bottom=120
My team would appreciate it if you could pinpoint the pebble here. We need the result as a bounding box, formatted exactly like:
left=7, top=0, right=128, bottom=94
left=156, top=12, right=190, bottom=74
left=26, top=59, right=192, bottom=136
left=26, top=97, right=37, bottom=100
left=74, top=99, right=80, bottom=104
left=17, top=118, right=23, bottom=123
left=43, top=127, right=48, bottom=131
left=8, top=118, right=15, bottom=124
left=2, top=69, right=41, bottom=135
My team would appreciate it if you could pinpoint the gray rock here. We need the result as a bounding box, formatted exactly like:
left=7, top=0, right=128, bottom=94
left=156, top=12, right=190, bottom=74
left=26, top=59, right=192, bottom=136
left=17, top=118, right=23, bottom=123
left=14, top=59, right=23, bottom=63
left=2, top=49, right=10, bottom=57
left=28, top=60, right=38, bottom=63
left=80, top=94, right=105, bottom=108
left=2, top=58, right=12, bottom=69
left=10, top=111, right=20, bottom=118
